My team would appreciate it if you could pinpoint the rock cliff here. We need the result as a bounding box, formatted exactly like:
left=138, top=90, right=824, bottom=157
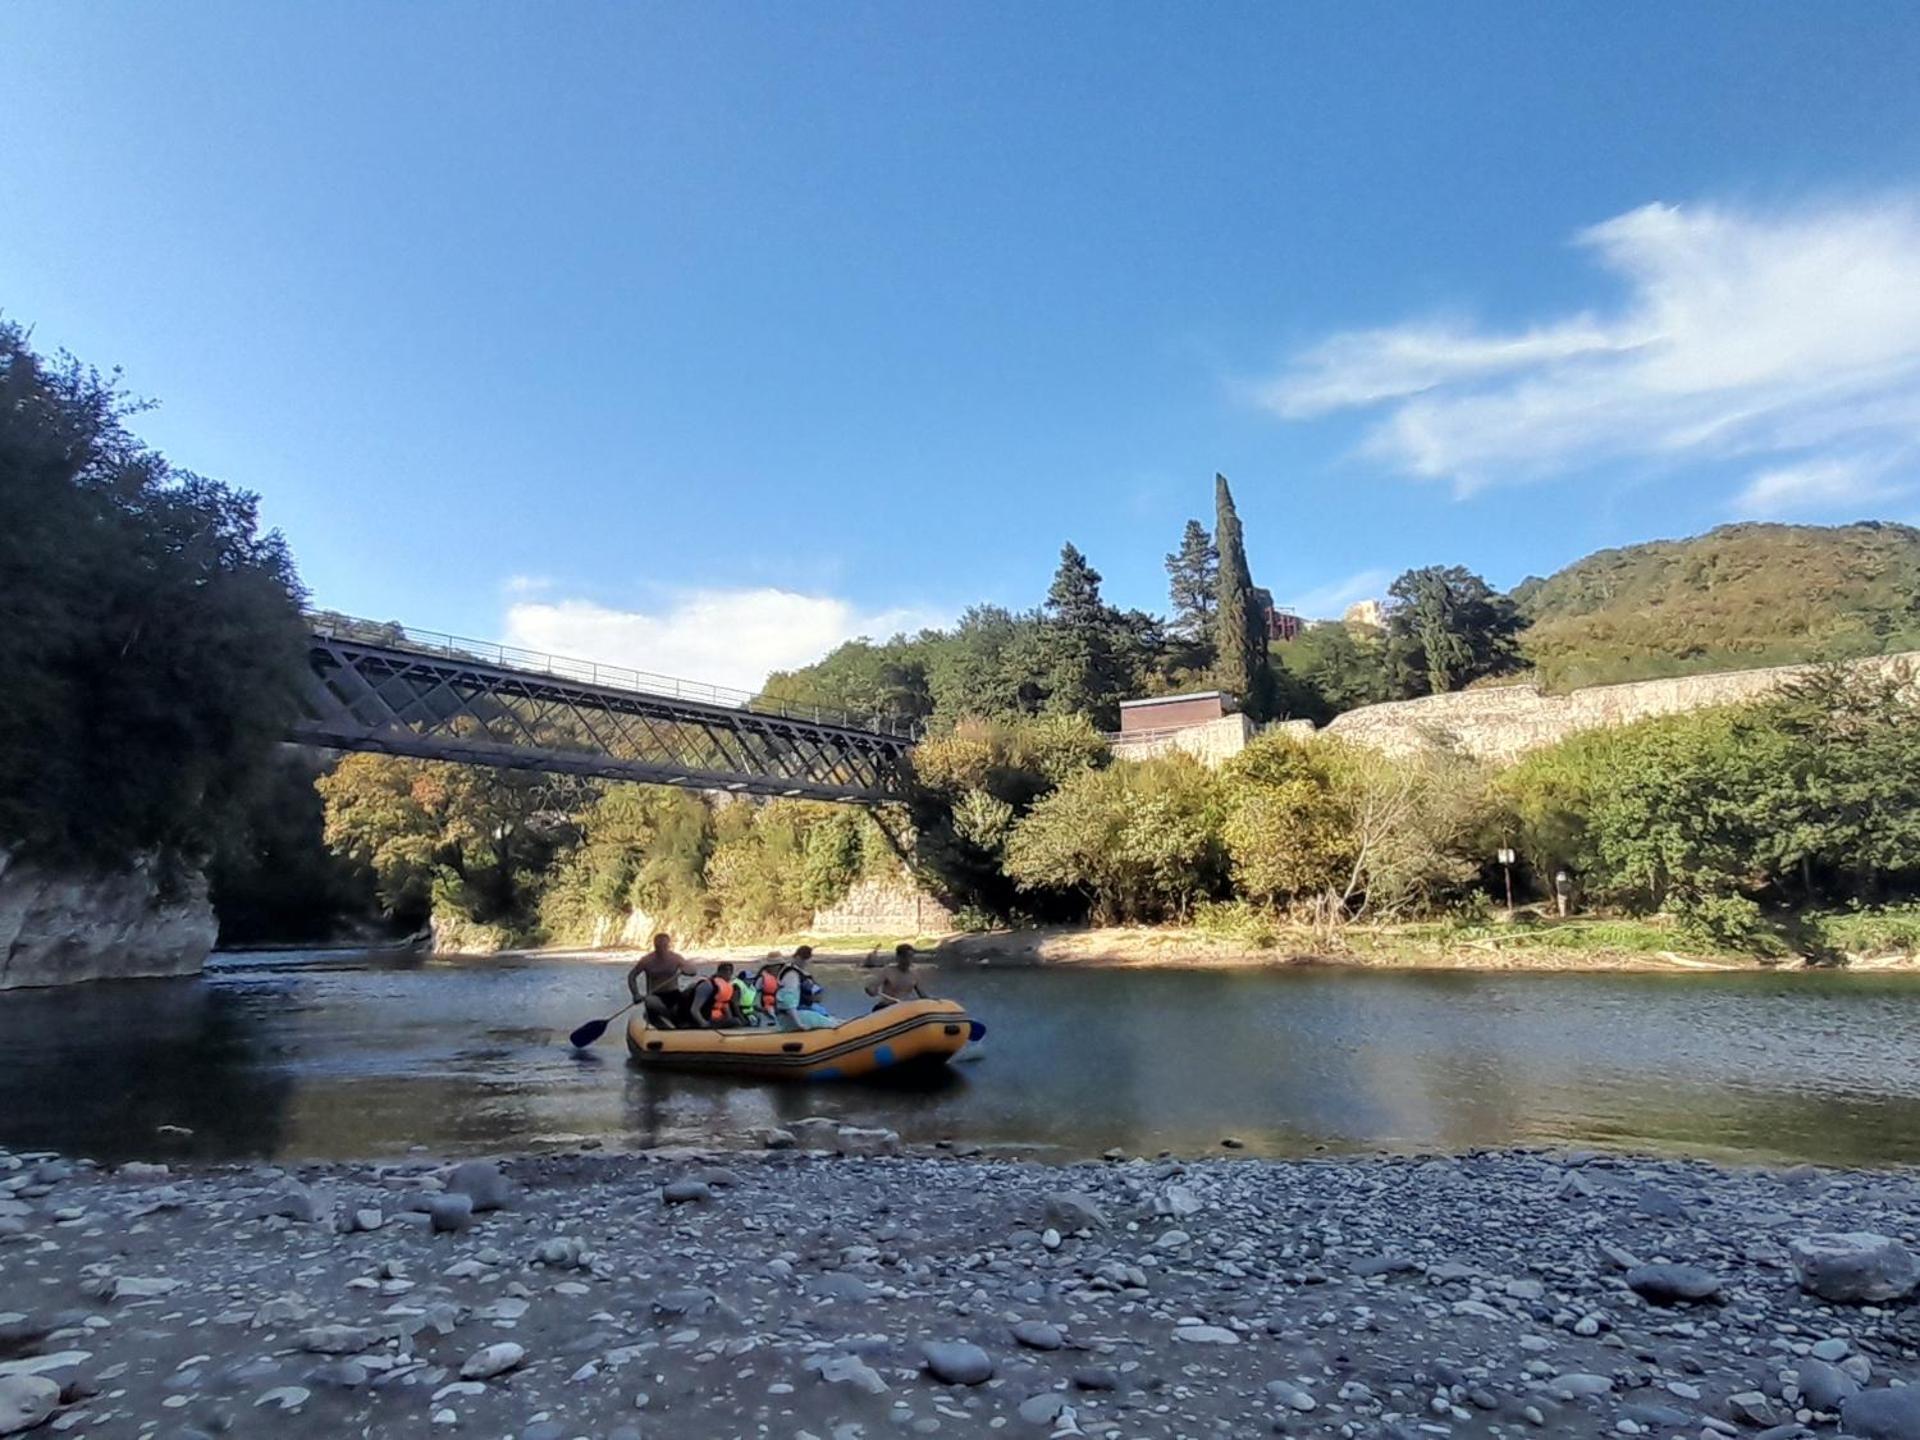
left=0, top=848, right=216, bottom=989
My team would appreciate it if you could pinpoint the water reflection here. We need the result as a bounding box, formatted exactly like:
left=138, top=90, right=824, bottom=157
left=0, top=952, right=1916, bottom=1166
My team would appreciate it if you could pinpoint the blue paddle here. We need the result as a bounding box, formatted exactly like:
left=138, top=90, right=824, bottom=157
left=968, top=1019, right=987, bottom=1042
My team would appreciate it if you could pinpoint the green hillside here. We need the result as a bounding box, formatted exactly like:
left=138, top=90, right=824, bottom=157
left=1515, top=522, right=1920, bottom=691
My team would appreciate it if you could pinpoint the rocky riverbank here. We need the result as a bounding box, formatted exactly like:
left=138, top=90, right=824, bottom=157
left=3, top=1139, right=1917, bottom=1439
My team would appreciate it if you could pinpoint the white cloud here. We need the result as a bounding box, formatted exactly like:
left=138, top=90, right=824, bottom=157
left=1731, top=457, right=1907, bottom=518
left=504, top=574, right=555, bottom=595
left=502, top=589, right=948, bottom=695
left=1283, top=567, right=1390, bottom=619
left=1260, top=197, right=1920, bottom=502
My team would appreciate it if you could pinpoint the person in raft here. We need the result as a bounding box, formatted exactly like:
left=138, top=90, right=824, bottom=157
left=687, top=962, right=750, bottom=1029
left=626, top=932, right=699, bottom=1029
left=774, top=946, right=837, bottom=1031
left=866, top=943, right=929, bottom=1010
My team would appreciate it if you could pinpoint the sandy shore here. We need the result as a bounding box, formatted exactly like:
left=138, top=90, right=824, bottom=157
left=2, top=1135, right=1917, bottom=1438
left=533, top=925, right=1920, bottom=974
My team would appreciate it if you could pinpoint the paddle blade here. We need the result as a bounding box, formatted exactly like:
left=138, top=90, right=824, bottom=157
left=968, top=1019, right=987, bottom=1042
left=569, top=1016, right=612, bottom=1048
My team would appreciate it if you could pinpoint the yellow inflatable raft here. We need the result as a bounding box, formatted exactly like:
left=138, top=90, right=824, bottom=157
left=625, top=998, right=971, bottom=1081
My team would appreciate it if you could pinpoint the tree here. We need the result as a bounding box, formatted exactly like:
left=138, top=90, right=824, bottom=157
left=1032, top=543, right=1158, bottom=729
left=760, top=635, right=935, bottom=726
left=1165, top=519, right=1218, bottom=643
left=1272, top=621, right=1392, bottom=721
left=924, top=606, right=1049, bottom=723
left=1004, top=755, right=1226, bottom=923
left=0, top=320, right=309, bottom=874
left=317, top=754, right=590, bottom=935
left=1385, top=565, right=1523, bottom=696
left=1212, top=474, right=1273, bottom=718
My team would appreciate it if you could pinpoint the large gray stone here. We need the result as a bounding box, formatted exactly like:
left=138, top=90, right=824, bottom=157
left=1793, top=1358, right=1860, bottom=1412
left=1840, top=1386, right=1920, bottom=1440
left=1042, top=1192, right=1107, bottom=1232
left=921, top=1341, right=994, bottom=1385
left=808, top=1354, right=888, bottom=1395
left=1789, top=1232, right=1919, bottom=1304
left=1625, top=1262, right=1723, bottom=1304
left=428, top=1194, right=474, bottom=1233
left=444, top=1161, right=512, bottom=1212
left=834, top=1126, right=899, bottom=1158
left=0, top=1374, right=58, bottom=1436
left=460, top=1343, right=525, bottom=1380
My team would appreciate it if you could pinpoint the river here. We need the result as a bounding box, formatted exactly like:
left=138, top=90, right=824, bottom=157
left=2, top=949, right=1918, bottom=1167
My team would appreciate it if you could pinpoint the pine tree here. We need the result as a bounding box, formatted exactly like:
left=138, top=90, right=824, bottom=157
left=1046, top=542, right=1108, bottom=627
left=1165, top=519, right=1218, bottom=641
left=1037, top=543, right=1131, bottom=727
left=1212, top=475, right=1270, bottom=715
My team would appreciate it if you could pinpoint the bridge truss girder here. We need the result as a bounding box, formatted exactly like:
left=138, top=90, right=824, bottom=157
left=294, top=636, right=914, bottom=803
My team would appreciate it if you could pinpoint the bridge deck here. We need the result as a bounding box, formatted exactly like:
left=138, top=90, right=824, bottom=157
left=295, top=626, right=915, bottom=803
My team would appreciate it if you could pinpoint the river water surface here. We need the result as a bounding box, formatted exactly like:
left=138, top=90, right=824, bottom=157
left=2, top=950, right=1918, bottom=1167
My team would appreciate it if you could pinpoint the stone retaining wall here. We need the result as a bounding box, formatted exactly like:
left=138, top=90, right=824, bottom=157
left=808, top=877, right=955, bottom=936
left=1323, top=650, right=1920, bottom=763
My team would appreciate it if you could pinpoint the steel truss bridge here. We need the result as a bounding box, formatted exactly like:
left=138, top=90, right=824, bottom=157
left=293, top=617, right=918, bottom=803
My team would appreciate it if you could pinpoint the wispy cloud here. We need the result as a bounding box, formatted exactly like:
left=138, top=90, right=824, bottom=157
left=1731, top=456, right=1908, bottom=519
left=503, top=589, right=948, bottom=694
left=503, top=574, right=555, bottom=595
left=1259, top=197, right=1920, bottom=505
left=1283, top=567, right=1390, bottom=618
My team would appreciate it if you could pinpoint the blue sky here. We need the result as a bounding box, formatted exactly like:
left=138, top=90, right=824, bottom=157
left=6, top=4, right=1920, bottom=688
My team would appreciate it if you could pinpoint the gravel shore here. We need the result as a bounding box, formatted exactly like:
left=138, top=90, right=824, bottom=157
left=2, top=1136, right=1917, bottom=1439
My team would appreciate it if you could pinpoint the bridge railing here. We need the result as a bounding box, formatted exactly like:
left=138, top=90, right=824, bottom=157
left=307, top=613, right=923, bottom=739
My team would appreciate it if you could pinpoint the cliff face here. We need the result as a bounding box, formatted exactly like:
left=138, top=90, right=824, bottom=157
left=0, top=849, right=216, bottom=990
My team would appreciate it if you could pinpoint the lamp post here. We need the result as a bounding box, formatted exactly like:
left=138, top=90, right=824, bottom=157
left=1496, top=846, right=1517, bottom=915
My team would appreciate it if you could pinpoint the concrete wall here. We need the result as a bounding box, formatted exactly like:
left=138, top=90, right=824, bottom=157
left=1109, top=713, right=1255, bottom=768
left=0, top=849, right=215, bottom=989
left=1323, top=651, right=1920, bottom=764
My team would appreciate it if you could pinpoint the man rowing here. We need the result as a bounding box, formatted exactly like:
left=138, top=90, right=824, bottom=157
left=626, top=932, right=699, bottom=1028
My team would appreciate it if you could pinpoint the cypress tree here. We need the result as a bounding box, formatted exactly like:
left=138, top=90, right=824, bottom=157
left=1213, top=474, right=1269, bottom=714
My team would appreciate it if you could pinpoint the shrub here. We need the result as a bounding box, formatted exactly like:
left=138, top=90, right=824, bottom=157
left=1670, top=891, right=1781, bottom=956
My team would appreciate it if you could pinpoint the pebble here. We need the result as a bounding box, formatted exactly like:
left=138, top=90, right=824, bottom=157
left=1172, top=1324, right=1239, bottom=1345
left=1266, top=1380, right=1317, bottom=1412
left=661, top=1180, right=712, bottom=1205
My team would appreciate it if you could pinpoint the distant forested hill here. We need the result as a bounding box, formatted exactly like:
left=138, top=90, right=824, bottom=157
left=1514, top=522, right=1920, bottom=690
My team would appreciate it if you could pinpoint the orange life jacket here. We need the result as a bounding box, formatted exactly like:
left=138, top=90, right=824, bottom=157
left=708, top=976, right=735, bottom=1022
left=759, top=970, right=780, bottom=1009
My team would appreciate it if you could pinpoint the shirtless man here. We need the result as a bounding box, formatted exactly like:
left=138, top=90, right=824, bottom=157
left=865, top=944, right=928, bottom=1009
left=626, top=933, right=698, bottom=1028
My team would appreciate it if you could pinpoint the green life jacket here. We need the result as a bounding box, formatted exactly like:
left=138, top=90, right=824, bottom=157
left=736, top=976, right=760, bottom=1015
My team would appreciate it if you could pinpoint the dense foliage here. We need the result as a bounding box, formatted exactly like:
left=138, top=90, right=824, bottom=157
left=0, top=321, right=308, bottom=873
left=315, top=752, right=899, bottom=945
left=1504, top=665, right=1920, bottom=949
